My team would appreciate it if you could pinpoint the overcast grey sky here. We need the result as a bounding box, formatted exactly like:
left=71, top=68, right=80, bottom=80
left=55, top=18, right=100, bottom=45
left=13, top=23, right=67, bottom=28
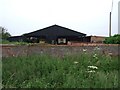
left=0, top=0, right=119, bottom=36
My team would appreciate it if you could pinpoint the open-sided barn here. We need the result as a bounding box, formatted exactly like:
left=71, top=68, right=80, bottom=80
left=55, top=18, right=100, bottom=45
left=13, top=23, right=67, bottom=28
left=8, top=25, right=87, bottom=44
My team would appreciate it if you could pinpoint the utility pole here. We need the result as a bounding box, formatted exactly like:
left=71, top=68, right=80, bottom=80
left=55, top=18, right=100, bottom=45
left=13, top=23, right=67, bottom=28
left=109, top=0, right=113, bottom=37
left=109, top=12, right=111, bottom=37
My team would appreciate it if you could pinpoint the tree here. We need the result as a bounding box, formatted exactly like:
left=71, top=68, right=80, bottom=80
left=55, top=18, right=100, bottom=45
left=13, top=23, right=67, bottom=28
left=0, top=26, right=11, bottom=40
left=103, top=34, right=120, bottom=44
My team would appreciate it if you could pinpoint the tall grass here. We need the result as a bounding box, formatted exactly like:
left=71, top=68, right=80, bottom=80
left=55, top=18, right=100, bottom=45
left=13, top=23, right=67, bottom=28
left=1, top=40, right=29, bottom=45
left=2, top=53, right=119, bottom=88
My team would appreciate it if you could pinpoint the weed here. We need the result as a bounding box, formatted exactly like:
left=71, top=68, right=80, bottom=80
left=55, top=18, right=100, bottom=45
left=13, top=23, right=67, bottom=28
left=2, top=53, right=118, bottom=88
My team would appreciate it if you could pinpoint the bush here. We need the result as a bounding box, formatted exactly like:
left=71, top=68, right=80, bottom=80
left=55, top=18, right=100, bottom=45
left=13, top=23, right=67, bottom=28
left=104, top=34, right=120, bottom=44
left=0, top=27, right=11, bottom=40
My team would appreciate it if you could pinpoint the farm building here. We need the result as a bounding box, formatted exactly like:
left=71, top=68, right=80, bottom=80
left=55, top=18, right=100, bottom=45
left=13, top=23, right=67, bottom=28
left=82, top=36, right=106, bottom=43
left=8, top=25, right=106, bottom=44
left=7, top=36, right=24, bottom=42
left=8, top=25, right=87, bottom=44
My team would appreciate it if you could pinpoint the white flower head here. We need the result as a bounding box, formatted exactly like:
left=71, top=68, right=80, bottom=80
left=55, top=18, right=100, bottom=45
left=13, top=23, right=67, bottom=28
left=94, top=47, right=100, bottom=51
left=12, top=54, right=15, bottom=57
left=74, top=61, right=79, bottom=64
left=88, top=66, right=98, bottom=69
left=108, top=52, right=112, bottom=56
left=93, top=54, right=98, bottom=59
left=83, top=49, right=87, bottom=52
left=87, top=70, right=96, bottom=73
left=93, top=54, right=97, bottom=57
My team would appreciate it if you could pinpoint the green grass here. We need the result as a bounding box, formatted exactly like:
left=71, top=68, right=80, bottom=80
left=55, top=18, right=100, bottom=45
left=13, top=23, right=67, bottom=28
left=2, top=53, right=119, bottom=88
left=1, top=40, right=49, bottom=45
left=1, top=40, right=29, bottom=45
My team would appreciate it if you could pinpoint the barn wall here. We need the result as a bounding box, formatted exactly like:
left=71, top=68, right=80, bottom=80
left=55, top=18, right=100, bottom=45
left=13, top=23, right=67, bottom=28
left=90, top=36, right=105, bottom=43
left=1, top=44, right=119, bottom=58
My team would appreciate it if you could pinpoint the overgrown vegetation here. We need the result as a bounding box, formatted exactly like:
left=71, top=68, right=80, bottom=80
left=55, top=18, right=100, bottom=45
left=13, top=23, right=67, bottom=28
left=0, top=26, right=11, bottom=40
left=1, top=40, right=30, bottom=45
left=104, top=34, right=120, bottom=44
left=2, top=51, right=119, bottom=88
left=1, top=40, right=48, bottom=45
left=0, top=26, right=11, bottom=44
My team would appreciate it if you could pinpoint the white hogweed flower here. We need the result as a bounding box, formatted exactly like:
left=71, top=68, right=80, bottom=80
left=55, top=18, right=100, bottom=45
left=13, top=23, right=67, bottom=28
left=74, top=61, right=79, bottom=64
left=94, top=47, right=100, bottom=51
left=83, top=49, right=87, bottom=52
left=88, top=66, right=98, bottom=69
left=87, top=70, right=96, bottom=73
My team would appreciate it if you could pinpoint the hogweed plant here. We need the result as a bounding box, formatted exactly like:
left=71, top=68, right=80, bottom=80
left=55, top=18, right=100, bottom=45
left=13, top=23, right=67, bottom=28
left=87, top=66, right=98, bottom=70
left=93, top=54, right=98, bottom=60
left=86, top=66, right=98, bottom=73
left=83, top=49, right=87, bottom=52
left=74, top=61, right=79, bottom=64
left=93, top=46, right=101, bottom=51
left=87, top=70, right=96, bottom=73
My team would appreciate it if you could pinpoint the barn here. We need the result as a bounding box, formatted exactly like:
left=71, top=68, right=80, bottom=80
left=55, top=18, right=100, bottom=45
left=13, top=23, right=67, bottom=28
left=8, top=25, right=87, bottom=45
left=7, top=36, right=24, bottom=42
left=83, top=36, right=106, bottom=43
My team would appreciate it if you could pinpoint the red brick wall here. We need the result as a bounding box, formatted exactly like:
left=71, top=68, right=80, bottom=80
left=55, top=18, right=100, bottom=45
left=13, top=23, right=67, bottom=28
left=1, top=44, right=119, bottom=58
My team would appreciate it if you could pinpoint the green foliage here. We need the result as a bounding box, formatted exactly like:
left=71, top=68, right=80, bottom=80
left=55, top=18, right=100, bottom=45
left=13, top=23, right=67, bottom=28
left=1, top=40, right=11, bottom=44
left=1, top=39, right=31, bottom=45
left=104, top=34, right=120, bottom=44
left=2, top=53, right=118, bottom=88
left=0, top=26, right=11, bottom=40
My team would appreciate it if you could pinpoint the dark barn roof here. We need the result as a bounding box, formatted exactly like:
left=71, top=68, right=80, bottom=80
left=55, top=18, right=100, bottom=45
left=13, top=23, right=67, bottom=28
left=8, top=25, right=87, bottom=44
left=24, top=25, right=86, bottom=37
left=7, top=36, right=23, bottom=42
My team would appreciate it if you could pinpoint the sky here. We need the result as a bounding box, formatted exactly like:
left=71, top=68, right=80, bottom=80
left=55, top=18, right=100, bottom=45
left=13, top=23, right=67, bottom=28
left=0, top=0, right=119, bottom=36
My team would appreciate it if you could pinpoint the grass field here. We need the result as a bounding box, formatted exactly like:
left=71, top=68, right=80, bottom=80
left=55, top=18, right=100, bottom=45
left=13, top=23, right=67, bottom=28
left=2, top=51, right=119, bottom=88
